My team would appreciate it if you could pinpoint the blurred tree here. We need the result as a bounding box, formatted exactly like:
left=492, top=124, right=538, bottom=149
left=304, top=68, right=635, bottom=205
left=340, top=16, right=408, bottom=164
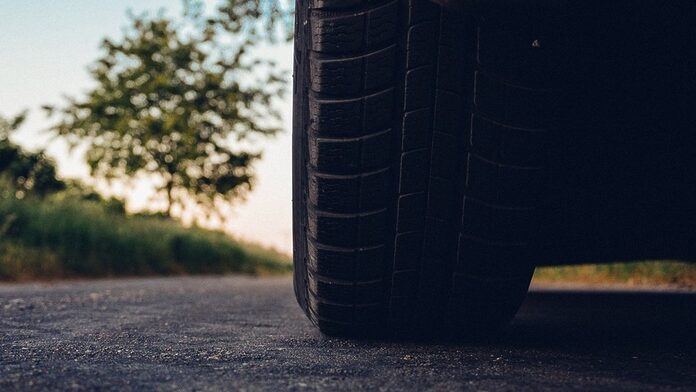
left=0, top=113, right=65, bottom=198
left=185, top=0, right=294, bottom=42
left=46, top=2, right=290, bottom=219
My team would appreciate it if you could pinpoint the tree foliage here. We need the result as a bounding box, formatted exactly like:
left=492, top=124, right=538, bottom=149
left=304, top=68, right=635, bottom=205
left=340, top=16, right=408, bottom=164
left=46, top=2, right=291, bottom=218
left=185, top=0, right=294, bottom=43
left=0, top=113, right=64, bottom=198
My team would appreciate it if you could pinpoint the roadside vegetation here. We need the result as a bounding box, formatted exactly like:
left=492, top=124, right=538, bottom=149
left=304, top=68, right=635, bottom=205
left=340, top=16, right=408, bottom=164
left=0, top=195, right=290, bottom=281
left=533, top=261, right=696, bottom=288
left=1, top=1, right=293, bottom=281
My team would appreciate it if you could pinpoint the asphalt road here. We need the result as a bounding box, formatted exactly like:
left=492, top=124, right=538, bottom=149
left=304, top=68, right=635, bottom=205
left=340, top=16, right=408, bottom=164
left=1, top=276, right=695, bottom=391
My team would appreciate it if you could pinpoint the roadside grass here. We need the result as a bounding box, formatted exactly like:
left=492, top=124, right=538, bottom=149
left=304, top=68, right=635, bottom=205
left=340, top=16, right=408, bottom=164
left=0, top=196, right=291, bottom=281
left=533, top=261, right=696, bottom=288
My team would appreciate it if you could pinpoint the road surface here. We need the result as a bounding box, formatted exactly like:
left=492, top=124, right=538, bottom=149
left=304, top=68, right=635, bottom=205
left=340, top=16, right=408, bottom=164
left=1, top=276, right=695, bottom=391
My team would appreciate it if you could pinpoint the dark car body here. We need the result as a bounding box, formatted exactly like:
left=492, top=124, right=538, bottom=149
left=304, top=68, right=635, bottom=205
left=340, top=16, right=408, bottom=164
left=470, top=0, right=696, bottom=267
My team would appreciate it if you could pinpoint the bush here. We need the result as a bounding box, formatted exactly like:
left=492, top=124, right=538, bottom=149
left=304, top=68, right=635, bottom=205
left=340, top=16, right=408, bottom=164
left=0, top=196, right=291, bottom=280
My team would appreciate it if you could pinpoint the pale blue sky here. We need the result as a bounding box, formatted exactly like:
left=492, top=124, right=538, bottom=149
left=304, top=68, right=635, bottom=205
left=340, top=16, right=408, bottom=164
left=0, top=1, right=294, bottom=253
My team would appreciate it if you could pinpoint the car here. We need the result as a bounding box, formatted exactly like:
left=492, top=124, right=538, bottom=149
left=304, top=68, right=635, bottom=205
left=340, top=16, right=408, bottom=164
left=291, top=0, right=696, bottom=336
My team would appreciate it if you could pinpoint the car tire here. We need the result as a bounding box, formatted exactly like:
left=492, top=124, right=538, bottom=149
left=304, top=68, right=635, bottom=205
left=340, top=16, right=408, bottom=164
left=293, top=0, right=557, bottom=336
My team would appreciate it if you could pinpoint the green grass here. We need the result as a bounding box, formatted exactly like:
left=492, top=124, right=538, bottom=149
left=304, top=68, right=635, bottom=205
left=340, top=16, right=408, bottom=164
left=0, top=196, right=291, bottom=281
left=533, top=261, right=696, bottom=288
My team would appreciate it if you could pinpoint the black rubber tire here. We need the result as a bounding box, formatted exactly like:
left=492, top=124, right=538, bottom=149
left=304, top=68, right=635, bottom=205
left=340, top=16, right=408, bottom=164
left=293, top=0, right=556, bottom=336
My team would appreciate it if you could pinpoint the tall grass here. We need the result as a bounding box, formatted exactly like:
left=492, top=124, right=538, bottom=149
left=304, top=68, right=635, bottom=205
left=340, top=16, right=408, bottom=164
left=0, top=197, right=291, bottom=281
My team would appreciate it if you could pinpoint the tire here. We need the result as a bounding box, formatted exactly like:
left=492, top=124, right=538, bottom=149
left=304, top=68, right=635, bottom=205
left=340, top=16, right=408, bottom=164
left=293, top=0, right=556, bottom=336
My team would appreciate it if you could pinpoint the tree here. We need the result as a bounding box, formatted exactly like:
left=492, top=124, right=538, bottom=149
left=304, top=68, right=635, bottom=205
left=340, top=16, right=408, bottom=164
left=46, top=3, right=290, bottom=219
left=0, top=113, right=64, bottom=198
left=186, top=0, right=294, bottom=43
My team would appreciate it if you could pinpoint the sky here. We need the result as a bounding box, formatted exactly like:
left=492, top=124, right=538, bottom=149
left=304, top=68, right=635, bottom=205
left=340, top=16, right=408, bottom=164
left=0, top=0, right=294, bottom=253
